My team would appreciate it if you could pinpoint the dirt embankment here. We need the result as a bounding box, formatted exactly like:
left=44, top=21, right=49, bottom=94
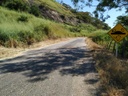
left=0, top=38, right=72, bottom=60
left=85, top=38, right=103, bottom=50
left=86, top=38, right=128, bottom=96
left=0, top=37, right=102, bottom=60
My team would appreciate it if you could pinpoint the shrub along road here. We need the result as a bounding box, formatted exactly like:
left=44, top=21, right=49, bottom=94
left=0, top=37, right=99, bottom=96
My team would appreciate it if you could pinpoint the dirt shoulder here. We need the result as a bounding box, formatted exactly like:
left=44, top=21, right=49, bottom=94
left=86, top=38, right=128, bottom=96
left=85, top=37, right=103, bottom=51
left=0, top=37, right=102, bottom=60
left=0, top=38, right=73, bottom=60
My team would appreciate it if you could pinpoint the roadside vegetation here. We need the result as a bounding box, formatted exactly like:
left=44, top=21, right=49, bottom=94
left=0, top=0, right=110, bottom=48
left=0, top=7, right=74, bottom=47
left=0, top=6, right=105, bottom=48
left=87, top=16, right=128, bottom=96
left=1, top=0, right=128, bottom=95
left=94, top=49, right=128, bottom=96
left=86, top=36, right=128, bottom=96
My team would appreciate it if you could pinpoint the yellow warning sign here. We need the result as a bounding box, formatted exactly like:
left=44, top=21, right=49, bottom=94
left=108, top=23, right=128, bottom=42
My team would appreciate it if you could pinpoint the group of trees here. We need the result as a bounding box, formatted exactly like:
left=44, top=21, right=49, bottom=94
left=75, top=11, right=110, bottom=29
left=61, top=0, right=128, bottom=58
left=70, top=0, right=128, bottom=20
left=0, top=0, right=40, bottom=16
left=63, top=0, right=128, bottom=29
left=116, top=15, right=128, bottom=28
left=61, top=2, right=110, bottom=30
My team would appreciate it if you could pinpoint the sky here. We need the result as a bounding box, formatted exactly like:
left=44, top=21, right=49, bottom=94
left=56, top=0, right=126, bottom=28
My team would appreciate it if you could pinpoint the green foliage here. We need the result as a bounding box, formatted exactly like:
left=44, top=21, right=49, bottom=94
left=2, top=0, right=29, bottom=12
left=37, top=0, right=74, bottom=16
left=17, top=15, right=28, bottom=22
left=116, top=15, right=128, bottom=28
left=77, top=24, right=97, bottom=32
left=0, top=7, right=73, bottom=47
left=91, top=18, right=111, bottom=30
left=44, top=26, right=51, bottom=35
left=91, top=18, right=103, bottom=29
left=69, top=27, right=81, bottom=32
left=0, top=31, right=9, bottom=42
left=87, top=30, right=111, bottom=45
left=75, top=12, right=110, bottom=30
left=71, top=0, right=128, bottom=20
left=76, top=12, right=92, bottom=23
left=116, top=37, right=128, bottom=58
left=0, top=0, right=111, bottom=47
left=29, top=5, right=40, bottom=16
left=102, top=23, right=111, bottom=30
left=1, top=0, right=41, bottom=16
left=0, top=0, right=110, bottom=30
left=113, top=16, right=128, bottom=57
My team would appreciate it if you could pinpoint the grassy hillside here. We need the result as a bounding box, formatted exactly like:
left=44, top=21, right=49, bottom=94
left=34, top=0, right=74, bottom=16
left=0, top=7, right=73, bottom=47
left=0, top=0, right=110, bottom=48
left=0, top=0, right=74, bottom=17
left=0, top=6, right=109, bottom=48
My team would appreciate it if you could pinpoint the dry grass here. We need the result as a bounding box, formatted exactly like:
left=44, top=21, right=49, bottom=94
left=85, top=37, right=103, bottom=50
left=0, top=38, right=72, bottom=60
left=94, top=50, right=128, bottom=96
left=86, top=38, right=128, bottom=96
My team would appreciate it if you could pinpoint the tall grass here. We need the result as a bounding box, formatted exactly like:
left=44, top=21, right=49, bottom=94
left=84, top=29, right=111, bottom=46
left=86, top=27, right=128, bottom=96
left=94, top=50, right=128, bottom=96
left=0, top=7, right=73, bottom=47
left=35, top=0, right=74, bottom=16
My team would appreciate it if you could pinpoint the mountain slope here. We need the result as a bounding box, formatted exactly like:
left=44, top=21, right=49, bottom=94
left=0, top=0, right=110, bottom=47
left=0, top=7, right=73, bottom=47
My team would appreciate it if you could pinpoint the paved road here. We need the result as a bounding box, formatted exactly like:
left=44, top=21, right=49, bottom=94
left=0, top=38, right=99, bottom=96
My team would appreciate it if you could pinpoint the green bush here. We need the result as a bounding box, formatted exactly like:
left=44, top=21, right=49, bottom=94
left=44, top=26, right=53, bottom=38
left=78, top=24, right=97, bottom=32
left=18, top=31, right=35, bottom=45
left=29, top=5, right=40, bottom=16
left=3, top=0, right=29, bottom=12
left=0, top=31, right=9, bottom=44
left=69, top=27, right=81, bottom=32
left=17, top=15, right=28, bottom=22
left=76, top=12, right=92, bottom=23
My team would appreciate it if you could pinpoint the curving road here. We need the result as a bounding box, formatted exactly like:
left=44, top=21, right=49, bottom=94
left=0, top=38, right=99, bottom=96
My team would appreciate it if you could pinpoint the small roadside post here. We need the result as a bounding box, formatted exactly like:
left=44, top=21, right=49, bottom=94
left=116, top=43, right=118, bottom=57
left=107, top=23, right=128, bottom=57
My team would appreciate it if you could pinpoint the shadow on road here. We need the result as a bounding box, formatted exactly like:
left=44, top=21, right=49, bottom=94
left=0, top=47, right=97, bottom=83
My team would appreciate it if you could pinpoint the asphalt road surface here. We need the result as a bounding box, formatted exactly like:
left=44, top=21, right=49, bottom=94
left=0, top=38, right=99, bottom=96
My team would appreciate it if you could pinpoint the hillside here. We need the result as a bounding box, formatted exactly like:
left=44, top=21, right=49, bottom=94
left=0, top=0, right=110, bottom=47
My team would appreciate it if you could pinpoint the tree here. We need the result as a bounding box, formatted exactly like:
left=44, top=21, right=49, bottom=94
left=116, top=15, right=128, bottom=27
left=29, top=5, right=40, bottom=16
left=76, top=12, right=92, bottom=23
left=68, top=0, right=128, bottom=20
left=1, top=0, right=29, bottom=12
left=115, top=15, right=128, bottom=57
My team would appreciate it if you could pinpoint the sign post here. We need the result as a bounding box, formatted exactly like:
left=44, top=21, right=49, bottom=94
left=107, top=23, right=128, bottom=57
left=116, top=43, right=118, bottom=57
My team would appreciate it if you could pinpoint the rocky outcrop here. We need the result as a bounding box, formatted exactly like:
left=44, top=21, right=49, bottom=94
left=39, top=5, right=83, bottom=25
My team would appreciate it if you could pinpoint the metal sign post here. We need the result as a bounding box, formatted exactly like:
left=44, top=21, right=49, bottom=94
left=116, top=43, right=118, bottom=57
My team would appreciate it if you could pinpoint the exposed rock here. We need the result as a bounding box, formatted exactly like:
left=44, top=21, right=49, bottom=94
left=39, top=5, right=82, bottom=25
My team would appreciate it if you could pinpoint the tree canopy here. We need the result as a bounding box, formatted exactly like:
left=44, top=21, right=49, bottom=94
left=69, top=0, right=128, bottom=21
left=115, top=15, right=128, bottom=28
